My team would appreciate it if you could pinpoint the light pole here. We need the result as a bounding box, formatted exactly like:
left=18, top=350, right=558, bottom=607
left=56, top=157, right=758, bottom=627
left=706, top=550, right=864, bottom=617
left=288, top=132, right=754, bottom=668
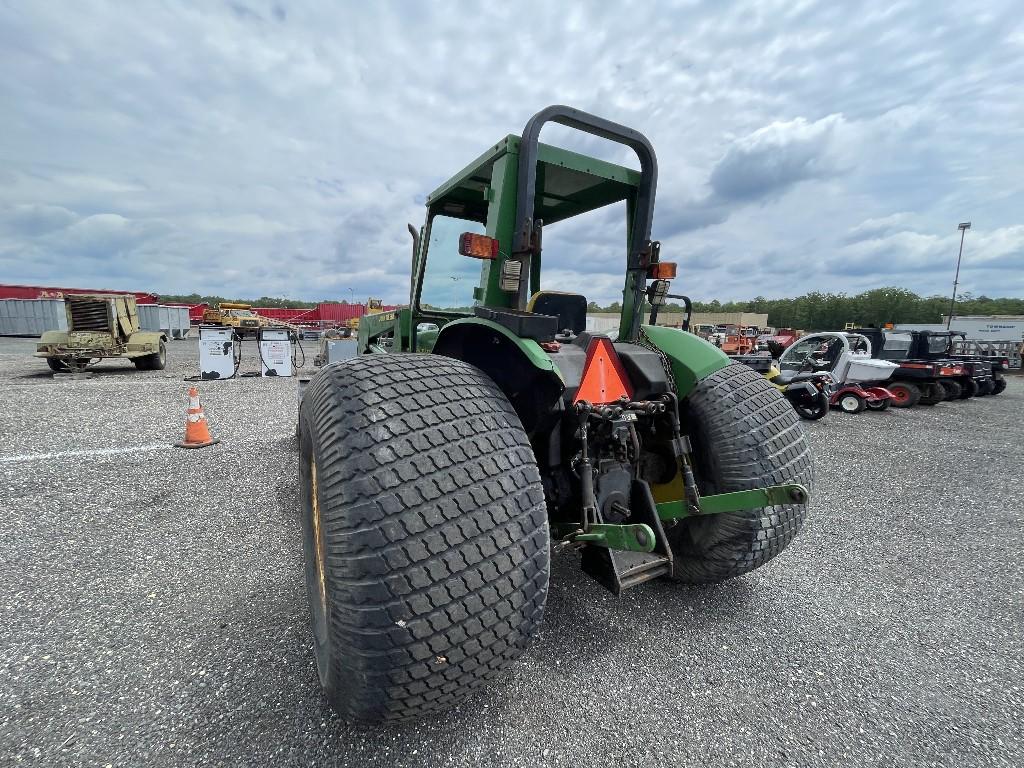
left=347, top=287, right=354, bottom=305
left=450, top=276, right=462, bottom=309
left=947, top=221, right=971, bottom=329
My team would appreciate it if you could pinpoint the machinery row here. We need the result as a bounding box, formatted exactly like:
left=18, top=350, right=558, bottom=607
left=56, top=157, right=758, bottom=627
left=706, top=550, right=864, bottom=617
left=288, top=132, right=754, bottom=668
left=731, top=327, right=1012, bottom=420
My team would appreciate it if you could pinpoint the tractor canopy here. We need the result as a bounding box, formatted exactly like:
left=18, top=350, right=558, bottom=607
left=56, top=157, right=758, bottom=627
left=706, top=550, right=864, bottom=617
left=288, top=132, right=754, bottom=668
left=412, top=106, right=660, bottom=345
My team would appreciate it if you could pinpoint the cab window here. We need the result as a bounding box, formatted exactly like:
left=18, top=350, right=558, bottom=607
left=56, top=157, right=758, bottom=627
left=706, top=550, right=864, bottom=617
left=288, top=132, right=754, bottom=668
left=418, top=215, right=485, bottom=312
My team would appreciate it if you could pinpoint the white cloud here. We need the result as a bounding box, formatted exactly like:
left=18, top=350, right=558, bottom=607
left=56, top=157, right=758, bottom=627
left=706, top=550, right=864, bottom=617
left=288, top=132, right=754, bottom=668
left=1, top=1, right=1022, bottom=304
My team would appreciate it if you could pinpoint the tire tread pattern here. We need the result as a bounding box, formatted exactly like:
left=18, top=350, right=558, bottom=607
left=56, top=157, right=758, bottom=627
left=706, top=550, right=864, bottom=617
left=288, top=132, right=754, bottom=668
left=669, top=363, right=813, bottom=584
left=299, top=354, right=549, bottom=721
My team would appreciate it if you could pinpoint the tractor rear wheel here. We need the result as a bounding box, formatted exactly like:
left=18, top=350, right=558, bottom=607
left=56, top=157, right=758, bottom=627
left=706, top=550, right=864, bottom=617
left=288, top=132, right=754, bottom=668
left=669, top=363, right=813, bottom=584
left=297, top=354, right=549, bottom=722
left=992, top=373, right=1007, bottom=395
left=958, top=377, right=978, bottom=399
left=939, top=379, right=962, bottom=400
left=887, top=381, right=921, bottom=408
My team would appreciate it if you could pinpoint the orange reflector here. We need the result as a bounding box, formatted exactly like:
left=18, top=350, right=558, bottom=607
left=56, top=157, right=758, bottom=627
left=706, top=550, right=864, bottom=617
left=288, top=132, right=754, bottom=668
left=647, top=262, right=677, bottom=279
left=459, top=232, right=499, bottom=260
left=573, top=337, right=634, bottom=405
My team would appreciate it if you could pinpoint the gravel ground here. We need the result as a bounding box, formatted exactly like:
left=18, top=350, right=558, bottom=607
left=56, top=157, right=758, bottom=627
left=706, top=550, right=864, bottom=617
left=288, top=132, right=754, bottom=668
left=2, top=335, right=1021, bottom=768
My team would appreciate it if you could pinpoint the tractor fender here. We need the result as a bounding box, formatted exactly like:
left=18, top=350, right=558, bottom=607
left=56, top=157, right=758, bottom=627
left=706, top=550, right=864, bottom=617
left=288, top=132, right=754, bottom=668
left=432, top=317, right=564, bottom=434
left=639, top=324, right=731, bottom=399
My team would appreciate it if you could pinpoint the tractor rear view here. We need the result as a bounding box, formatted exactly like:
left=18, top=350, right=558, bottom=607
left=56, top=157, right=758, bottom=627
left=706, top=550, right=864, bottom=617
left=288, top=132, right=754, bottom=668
left=297, top=106, right=813, bottom=722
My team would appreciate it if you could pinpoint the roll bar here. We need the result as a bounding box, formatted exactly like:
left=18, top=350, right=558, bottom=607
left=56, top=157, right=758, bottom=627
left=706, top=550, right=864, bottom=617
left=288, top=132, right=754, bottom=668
left=513, top=105, right=659, bottom=340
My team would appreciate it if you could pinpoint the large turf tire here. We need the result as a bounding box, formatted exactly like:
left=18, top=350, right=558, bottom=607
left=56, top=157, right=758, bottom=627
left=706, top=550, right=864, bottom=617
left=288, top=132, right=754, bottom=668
left=939, top=379, right=962, bottom=400
left=991, top=373, right=1007, bottom=395
left=297, top=354, right=549, bottom=722
left=46, top=358, right=69, bottom=372
left=668, top=363, right=813, bottom=584
left=959, top=377, right=978, bottom=399
left=887, top=380, right=921, bottom=408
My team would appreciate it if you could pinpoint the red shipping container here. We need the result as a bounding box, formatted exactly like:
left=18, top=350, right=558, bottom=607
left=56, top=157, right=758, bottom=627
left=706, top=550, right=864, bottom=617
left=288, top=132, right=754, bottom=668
left=0, top=283, right=158, bottom=302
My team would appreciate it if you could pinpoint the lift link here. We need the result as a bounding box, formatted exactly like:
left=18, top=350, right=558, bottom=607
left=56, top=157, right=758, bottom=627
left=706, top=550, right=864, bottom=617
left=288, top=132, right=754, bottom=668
left=656, top=483, right=809, bottom=521
left=572, top=523, right=657, bottom=553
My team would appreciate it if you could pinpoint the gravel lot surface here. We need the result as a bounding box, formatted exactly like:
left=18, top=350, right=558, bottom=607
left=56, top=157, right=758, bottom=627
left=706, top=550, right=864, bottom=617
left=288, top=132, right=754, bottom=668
left=2, top=336, right=1021, bottom=767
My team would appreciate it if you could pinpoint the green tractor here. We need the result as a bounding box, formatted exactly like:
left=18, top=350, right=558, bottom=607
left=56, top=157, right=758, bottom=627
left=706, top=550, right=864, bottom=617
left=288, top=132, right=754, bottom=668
left=298, top=106, right=812, bottom=721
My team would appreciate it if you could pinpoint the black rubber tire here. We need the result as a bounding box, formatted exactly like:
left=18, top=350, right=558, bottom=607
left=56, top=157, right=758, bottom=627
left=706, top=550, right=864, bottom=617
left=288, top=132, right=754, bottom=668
left=992, top=373, right=1007, bottom=395
left=887, top=381, right=921, bottom=408
left=46, top=358, right=69, bottom=372
left=669, top=363, right=813, bottom=584
left=975, top=378, right=993, bottom=396
left=837, top=391, right=866, bottom=414
left=939, top=379, right=962, bottom=400
left=297, top=354, right=549, bottom=722
left=866, top=398, right=890, bottom=411
left=134, top=341, right=167, bottom=370
left=959, top=377, right=978, bottom=399
left=918, top=382, right=944, bottom=406
left=792, top=390, right=829, bottom=420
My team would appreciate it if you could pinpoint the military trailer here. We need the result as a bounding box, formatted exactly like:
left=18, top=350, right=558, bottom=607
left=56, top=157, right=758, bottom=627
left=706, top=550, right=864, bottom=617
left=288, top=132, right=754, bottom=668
left=298, top=106, right=813, bottom=722
left=35, top=294, right=167, bottom=372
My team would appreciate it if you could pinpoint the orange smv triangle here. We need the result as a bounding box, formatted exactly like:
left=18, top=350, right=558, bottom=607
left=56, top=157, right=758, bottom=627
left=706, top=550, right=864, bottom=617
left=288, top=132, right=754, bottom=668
left=573, top=337, right=634, bottom=405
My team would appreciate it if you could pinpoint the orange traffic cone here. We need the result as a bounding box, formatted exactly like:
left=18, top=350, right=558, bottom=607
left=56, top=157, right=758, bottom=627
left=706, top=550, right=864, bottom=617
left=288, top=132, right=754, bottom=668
left=175, top=387, right=220, bottom=449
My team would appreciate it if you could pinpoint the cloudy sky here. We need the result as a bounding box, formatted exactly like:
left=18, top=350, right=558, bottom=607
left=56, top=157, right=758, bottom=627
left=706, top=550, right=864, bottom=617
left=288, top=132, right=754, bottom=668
left=2, top=1, right=1023, bottom=305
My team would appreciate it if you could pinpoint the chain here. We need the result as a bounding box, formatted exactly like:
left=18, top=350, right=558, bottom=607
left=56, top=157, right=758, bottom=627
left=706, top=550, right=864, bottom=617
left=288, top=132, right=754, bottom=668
left=636, top=326, right=678, bottom=394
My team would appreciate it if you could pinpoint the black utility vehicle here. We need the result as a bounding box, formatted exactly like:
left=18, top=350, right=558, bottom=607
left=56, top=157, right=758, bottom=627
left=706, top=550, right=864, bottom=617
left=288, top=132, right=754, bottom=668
left=850, top=328, right=968, bottom=407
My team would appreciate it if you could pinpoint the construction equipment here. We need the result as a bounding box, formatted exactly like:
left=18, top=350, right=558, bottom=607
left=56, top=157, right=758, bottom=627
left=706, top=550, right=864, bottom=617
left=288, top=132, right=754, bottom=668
left=35, top=294, right=166, bottom=373
left=201, top=302, right=295, bottom=336
left=298, top=106, right=812, bottom=722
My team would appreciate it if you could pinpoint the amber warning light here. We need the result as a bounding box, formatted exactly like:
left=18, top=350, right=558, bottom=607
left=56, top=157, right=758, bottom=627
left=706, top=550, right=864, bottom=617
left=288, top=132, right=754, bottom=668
left=647, top=262, right=677, bottom=279
left=459, top=233, right=499, bottom=260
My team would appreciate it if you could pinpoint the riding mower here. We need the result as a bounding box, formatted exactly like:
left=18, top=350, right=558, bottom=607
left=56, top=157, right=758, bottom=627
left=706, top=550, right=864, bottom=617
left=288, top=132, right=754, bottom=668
left=297, top=106, right=813, bottom=722
left=776, top=332, right=898, bottom=413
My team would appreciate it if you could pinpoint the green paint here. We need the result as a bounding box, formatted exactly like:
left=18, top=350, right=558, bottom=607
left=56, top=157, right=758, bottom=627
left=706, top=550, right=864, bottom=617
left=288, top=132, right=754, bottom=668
left=356, top=310, right=398, bottom=354
left=657, top=483, right=809, bottom=521
left=572, top=523, right=656, bottom=553
left=639, top=324, right=730, bottom=397
left=435, top=316, right=564, bottom=381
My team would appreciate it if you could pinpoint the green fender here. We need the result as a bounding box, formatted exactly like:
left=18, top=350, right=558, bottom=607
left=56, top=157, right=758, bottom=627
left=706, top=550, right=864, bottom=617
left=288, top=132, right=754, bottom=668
left=434, top=317, right=564, bottom=382
left=639, top=324, right=731, bottom=398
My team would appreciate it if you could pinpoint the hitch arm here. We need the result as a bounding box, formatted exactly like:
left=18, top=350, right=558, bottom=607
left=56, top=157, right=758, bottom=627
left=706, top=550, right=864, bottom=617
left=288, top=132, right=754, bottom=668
left=657, top=483, right=809, bottom=521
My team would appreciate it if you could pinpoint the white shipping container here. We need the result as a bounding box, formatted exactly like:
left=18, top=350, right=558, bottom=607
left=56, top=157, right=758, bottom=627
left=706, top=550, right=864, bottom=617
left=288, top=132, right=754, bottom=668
left=0, top=299, right=68, bottom=337
left=897, top=319, right=1024, bottom=341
